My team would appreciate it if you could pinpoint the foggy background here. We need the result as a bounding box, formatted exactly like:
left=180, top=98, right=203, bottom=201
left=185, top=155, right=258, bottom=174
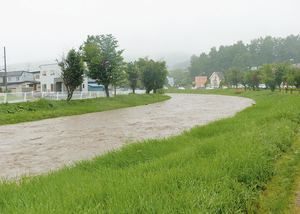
left=0, top=0, right=299, bottom=71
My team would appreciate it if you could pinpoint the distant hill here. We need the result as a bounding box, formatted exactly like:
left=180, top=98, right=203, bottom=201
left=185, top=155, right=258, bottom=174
left=171, top=60, right=190, bottom=71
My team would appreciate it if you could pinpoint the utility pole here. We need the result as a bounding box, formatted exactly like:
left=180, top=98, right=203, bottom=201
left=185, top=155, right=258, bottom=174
left=4, top=47, right=7, bottom=93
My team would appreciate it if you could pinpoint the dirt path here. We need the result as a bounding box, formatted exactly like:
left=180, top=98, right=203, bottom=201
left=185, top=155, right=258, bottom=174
left=0, top=94, right=255, bottom=180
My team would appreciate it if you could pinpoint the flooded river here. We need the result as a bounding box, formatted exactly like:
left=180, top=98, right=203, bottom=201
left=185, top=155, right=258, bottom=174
left=0, top=94, right=255, bottom=179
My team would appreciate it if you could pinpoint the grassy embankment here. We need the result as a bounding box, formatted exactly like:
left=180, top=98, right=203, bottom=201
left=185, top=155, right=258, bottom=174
left=0, top=90, right=300, bottom=213
left=0, top=93, right=170, bottom=126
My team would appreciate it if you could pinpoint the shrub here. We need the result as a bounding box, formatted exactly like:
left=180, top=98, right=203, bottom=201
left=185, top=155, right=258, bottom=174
left=156, top=88, right=165, bottom=94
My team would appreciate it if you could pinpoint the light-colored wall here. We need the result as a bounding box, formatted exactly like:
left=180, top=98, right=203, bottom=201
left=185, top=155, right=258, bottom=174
left=40, top=63, right=88, bottom=93
left=210, top=73, right=221, bottom=87
left=18, top=82, right=32, bottom=88
left=7, top=72, right=35, bottom=83
left=34, top=73, right=40, bottom=82
left=40, top=64, right=61, bottom=92
left=82, top=78, right=88, bottom=92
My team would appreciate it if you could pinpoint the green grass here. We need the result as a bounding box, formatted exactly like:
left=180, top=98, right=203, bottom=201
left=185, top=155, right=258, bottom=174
left=1, top=90, right=300, bottom=213
left=0, top=93, right=170, bottom=126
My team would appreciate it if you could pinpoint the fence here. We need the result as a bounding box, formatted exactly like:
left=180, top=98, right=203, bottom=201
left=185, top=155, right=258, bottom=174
left=0, top=89, right=146, bottom=104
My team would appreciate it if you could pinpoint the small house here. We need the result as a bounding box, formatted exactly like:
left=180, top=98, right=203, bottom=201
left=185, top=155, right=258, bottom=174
left=209, top=72, right=224, bottom=88
left=0, top=70, right=38, bottom=92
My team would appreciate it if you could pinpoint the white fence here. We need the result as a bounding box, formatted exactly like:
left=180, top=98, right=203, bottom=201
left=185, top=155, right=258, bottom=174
left=0, top=89, right=146, bottom=104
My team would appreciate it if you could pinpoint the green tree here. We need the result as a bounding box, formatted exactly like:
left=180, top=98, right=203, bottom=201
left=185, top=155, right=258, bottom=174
left=125, top=62, right=139, bottom=93
left=277, top=35, right=300, bottom=63
left=187, top=53, right=211, bottom=83
left=187, top=54, right=200, bottom=83
left=285, top=66, right=300, bottom=93
left=285, top=66, right=294, bottom=87
left=82, top=34, right=124, bottom=97
left=274, top=62, right=289, bottom=91
left=169, top=68, right=188, bottom=86
left=153, top=61, right=168, bottom=93
left=239, top=70, right=247, bottom=89
left=226, top=67, right=243, bottom=88
left=136, top=57, right=153, bottom=93
left=243, top=69, right=261, bottom=91
left=58, top=48, right=85, bottom=101
left=219, top=79, right=225, bottom=88
left=259, top=63, right=277, bottom=91
left=137, top=57, right=168, bottom=93
left=293, top=68, right=300, bottom=93
left=252, top=73, right=260, bottom=90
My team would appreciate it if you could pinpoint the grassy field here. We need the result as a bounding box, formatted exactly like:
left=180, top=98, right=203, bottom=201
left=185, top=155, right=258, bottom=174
left=0, top=93, right=170, bottom=126
left=0, top=90, right=300, bottom=213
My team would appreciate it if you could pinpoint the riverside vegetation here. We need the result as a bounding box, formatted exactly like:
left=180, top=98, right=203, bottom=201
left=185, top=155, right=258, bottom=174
left=0, top=90, right=299, bottom=213
left=0, top=93, right=170, bottom=126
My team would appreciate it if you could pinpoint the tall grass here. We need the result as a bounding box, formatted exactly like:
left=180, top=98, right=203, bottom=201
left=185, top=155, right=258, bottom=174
left=0, top=90, right=299, bottom=213
left=0, top=93, right=170, bottom=126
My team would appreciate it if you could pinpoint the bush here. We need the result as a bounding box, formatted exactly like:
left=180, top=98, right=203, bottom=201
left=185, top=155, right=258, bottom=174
left=156, top=88, right=165, bottom=94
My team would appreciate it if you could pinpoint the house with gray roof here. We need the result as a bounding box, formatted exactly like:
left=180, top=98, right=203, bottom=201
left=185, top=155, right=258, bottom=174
left=209, top=72, right=224, bottom=88
left=0, top=70, right=39, bottom=92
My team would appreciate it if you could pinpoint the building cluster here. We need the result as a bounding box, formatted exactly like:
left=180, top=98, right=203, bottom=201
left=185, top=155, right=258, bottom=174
left=194, top=72, right=224, bottom=88
left=0, top=63, right=177, bottom=93
left=0, top=63, right=104, bottom=93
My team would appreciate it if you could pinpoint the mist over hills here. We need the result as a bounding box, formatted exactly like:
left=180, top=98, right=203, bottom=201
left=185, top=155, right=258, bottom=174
left=2, top=52, right=191, bottom=72
left=0, top=59, right=57, bottom=72
left=3, top=34, right=299, bottom=75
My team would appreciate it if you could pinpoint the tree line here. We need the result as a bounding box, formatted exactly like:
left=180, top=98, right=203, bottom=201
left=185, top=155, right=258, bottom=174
left=171, top=34, right=300, bottom=86
left=58, top=34, right=168, bottom=101
left=222, top=62, right=300, bottom=92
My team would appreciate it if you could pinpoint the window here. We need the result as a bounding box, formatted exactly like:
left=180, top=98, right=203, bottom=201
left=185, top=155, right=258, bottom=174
left=22, top=85, right=26, bottom=87
left=36, top=74, right=40, bottom=79
left=16, top=77, right=19, bottom=81
left=42, top=71, right=47, bottom=76
left=50, top=70, right=55, bottom=76
left=203, top=78, right=206, bottom=80
left=43, top=84, right=47, bottom=92
left=51, top=84, right=54, bottom=92
left=8, top=77, right=11, bottom=82
left=83, top=84, right=85, bottom=88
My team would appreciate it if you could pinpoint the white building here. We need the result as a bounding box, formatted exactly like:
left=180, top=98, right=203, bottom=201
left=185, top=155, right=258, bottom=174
left=39, top=63, right=88, bottom=93
left=167, top=76, right=174, bottom=87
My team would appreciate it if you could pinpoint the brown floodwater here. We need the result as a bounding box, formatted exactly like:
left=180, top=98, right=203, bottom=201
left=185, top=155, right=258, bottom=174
left=0, top=93, right=255, bottom=179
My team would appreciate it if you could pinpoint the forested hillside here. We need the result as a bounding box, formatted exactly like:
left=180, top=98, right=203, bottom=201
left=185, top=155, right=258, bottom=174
left=171, top=34, right=300, bottom=85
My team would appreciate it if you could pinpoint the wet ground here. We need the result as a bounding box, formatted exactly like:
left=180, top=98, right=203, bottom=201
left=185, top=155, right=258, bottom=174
left=0, top=94, right=255, bottom=180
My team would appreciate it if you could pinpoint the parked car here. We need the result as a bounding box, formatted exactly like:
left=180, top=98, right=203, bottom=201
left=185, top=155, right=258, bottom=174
left=259, top=84, right=266, bottom=88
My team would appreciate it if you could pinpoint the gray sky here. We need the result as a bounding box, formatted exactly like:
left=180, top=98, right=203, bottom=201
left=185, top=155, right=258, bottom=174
left=0, top=0, right=299, bottom=71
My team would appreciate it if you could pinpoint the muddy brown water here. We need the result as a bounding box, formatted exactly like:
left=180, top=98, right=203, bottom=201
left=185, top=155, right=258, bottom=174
left=0, top=94, right=255, bottom=180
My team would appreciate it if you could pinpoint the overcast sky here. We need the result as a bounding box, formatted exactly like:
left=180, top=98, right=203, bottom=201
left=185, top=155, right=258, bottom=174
left=0, top=0, right=299, bottom=71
